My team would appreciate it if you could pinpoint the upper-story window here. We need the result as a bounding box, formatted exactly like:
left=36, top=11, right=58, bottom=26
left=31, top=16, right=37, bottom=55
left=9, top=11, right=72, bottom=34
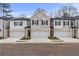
left=14, top=22, right=18, bottom=26
left=37, top=20, right=38, bottom=25
left=46, top=20, right=48, bottom=25
left=27, top=21, right=30, bottom=26
left=32, top=20, right=34, bottom=25
left=41, top=20, right=48, bottom=25
left=14, top=22, right=23, bottom=26
left=32, top=20, right=39, bottom=25
left=63, top=21, right=69, bottom=26
left=55, top=21, right=61, bottom=26
left=19, top=22, right=23, bottom=26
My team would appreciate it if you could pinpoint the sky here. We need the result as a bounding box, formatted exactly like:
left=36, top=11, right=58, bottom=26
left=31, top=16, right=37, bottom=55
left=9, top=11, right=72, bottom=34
left=10, top=3, right=79, bottom=17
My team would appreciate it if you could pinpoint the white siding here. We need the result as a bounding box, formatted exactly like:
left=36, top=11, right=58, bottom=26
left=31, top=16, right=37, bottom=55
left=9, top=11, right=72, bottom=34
left=54, top=20, right=63, bottom=28
left=54, top=20, right=71, bottom=29
left=31, top=10, right=50, bottom=38
left=10, top=20, right=27, bottom=30
left=10, top=20, right=27, bottom=38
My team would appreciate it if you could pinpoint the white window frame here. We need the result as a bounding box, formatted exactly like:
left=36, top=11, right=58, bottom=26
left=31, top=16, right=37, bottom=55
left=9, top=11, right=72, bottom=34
left=14, top=21, right=23, bottom=26
left=55, top=21, right=61, bottom=26
left=32, top=20, right=38, bottom=25
left=63, top=21, right=69, bottom=26
left=41, top=20, right=48, bottom=25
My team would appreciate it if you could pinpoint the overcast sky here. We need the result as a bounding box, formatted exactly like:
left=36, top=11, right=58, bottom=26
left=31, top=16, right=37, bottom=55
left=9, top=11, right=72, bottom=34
left=10, top=3, right=79, bottom=17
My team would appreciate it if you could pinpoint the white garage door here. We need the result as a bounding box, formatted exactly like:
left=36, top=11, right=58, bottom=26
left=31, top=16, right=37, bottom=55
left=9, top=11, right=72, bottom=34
left=10, top=31, right=24, bottom=38
left=54, top=32, right=72, bottom=38
left=31, top=32, right=48, bottom=38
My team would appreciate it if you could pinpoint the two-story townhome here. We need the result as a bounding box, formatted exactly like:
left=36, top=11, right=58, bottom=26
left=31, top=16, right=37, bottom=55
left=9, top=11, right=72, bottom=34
left=50, top=17, right=79, bottom=38
left=0, top=17, right=10, bottom=38
left=31, top=9, right=50, bottom=39
left=9, top=17, right=31, bottom=38
left=0, top=8, right=79, bottom=40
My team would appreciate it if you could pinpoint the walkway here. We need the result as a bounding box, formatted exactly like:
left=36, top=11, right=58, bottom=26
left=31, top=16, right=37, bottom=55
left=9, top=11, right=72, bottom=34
left=0, top=38, right=20, bottom=43
left=0, top=37, right=79, bottom=43
left=59, top=38, right=79, bottom=43
left=28, top=38, right=51, bottom=43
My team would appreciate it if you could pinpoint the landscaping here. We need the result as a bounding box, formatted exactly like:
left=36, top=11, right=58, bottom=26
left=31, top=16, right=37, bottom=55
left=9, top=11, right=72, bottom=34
left=20, top=36, right=31, bottom=40
left=48, top=36, right=59, bottom=40
left=0, top=37, right=4, bottom=39
left=48, top=36, right=63, bottom=42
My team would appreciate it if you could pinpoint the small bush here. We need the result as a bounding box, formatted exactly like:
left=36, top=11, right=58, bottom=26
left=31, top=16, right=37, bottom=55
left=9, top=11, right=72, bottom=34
left=0, top=37, right=4, bottom=39
left=20, top=36, right=31, bottom=40
left=48, top=36, right=59, bottom=40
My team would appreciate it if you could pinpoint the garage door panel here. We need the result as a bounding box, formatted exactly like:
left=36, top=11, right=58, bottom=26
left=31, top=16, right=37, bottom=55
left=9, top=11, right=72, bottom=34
left=10, top=31, right=24, bottom=38
left=54, top=31, right=72, bottom=38
left=31, top=32, right=48, bottom=38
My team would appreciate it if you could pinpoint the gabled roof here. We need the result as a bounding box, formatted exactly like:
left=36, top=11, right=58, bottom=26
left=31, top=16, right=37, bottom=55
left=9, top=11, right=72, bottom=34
left=51, top=16, right=79, bottom=20
left=31, top=8, right=49, bottom=19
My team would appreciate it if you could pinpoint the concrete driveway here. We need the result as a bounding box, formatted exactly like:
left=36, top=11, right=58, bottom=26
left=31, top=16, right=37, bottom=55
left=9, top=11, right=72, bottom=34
left=0, top=38, right=20, bottom=43
left=59, top=38, right=79, bottom=43
left=1, top=37, right=79, bottom=43
left=28, top=38, right=50, bottom=43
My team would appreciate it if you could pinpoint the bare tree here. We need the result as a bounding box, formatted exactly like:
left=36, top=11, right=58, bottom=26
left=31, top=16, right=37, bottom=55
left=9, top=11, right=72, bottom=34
left=54, top=5, right=78, bottom=17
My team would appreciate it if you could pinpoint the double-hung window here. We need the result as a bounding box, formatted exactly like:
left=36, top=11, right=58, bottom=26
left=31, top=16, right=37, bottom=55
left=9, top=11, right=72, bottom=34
left=14, top=22, right=23, bottom=26
left=32, top=20, right=39, bottom=25
left=63, top=21, right=69, bottom=26
left=55, top=21, right=61, bottom=26
left=14, top=22, right=18, bottom=26
left=19, top=22, right=23, bottom=26
left=41, top=20, right=48, bottom=25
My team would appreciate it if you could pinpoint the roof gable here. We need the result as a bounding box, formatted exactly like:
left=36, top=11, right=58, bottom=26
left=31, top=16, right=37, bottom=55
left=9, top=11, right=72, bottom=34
left=31, top=8, right=49, bottom=19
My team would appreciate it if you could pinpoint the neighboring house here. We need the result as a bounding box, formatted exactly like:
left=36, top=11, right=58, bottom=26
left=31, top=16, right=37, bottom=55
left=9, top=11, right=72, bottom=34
left=0, top=8, right=79, bottom=40
left=50, top=17, right=79, bottom=38
left=9, top=18, right=30, bottom=38
left=0, top=17, right=9, bottom=38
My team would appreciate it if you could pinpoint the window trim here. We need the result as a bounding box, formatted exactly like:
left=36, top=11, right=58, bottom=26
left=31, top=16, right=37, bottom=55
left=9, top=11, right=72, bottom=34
left=41, top=20, right=48, bottom=25
left=55, top=21, right=61, bottom=26
left=14, top=21, right=23, bottom=26
left=63, top=21, right=69, bottom=26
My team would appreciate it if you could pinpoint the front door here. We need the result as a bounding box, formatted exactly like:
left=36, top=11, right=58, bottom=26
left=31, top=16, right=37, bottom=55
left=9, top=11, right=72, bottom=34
left=74, top=30, right=77, bottom=38
left=27, top=30, right=30, bottom=38
left=50, top=30, right=53, bottom=37
left=7, top=29, right=9, bottom=37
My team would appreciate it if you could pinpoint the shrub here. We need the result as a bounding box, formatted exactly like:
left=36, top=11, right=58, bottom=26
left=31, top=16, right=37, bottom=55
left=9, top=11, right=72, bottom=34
left=48, top=36, right=59, bottom=40
left=20, top=36, right=31, bottom=40
left=0, top=37, right=4, bottom=39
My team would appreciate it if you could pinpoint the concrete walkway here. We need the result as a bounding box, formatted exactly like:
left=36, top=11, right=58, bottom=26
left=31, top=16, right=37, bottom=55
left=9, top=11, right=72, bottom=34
left=0, top=37, right=79, bottom=43
left=59, top=38, right=79, bottom=43
left=0, top=38, right=20, bottom=43
left=28, top=38, right=51, bottom=43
